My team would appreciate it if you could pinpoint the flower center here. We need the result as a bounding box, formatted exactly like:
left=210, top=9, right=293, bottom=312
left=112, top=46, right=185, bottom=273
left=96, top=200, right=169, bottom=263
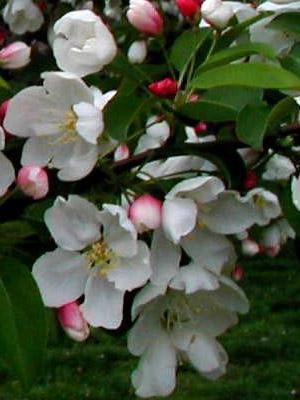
left=55, top=110, right=79, bottom=144
left=85, top=240, right=119, bottom=278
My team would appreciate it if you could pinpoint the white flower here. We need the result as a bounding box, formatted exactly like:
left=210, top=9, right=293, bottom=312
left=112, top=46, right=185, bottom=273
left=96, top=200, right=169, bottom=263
left=53, top=10, right=117, bottom=77
left=3, top=0, right=44, bottom=35
left=32, top=196, right=151, bottom=329
left=4, top=72, right=115, bottom=181
left=135, top=116, right=170, bottom=154
left=128, top=276, right=249, bottom=397
left=0, top=127, right=15, bottom=196
left=292, top=175, right=300, bottom=211
left=263, top=153, right=295, bottom=181
left=260, top=218, right=295, bottom=256
left=185, top=126, right=216, bottom=144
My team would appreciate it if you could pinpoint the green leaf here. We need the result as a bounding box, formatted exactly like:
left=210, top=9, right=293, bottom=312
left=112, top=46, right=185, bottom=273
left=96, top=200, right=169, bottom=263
left=0, top=221, right=35, bottom=245
left=202, top=86, right=263, bottom=112
left=191, top=63, right=300, bottom=90
left=176, top=99, right=237, bottom=122
left=104, top=93, right=149, bottom=141
left=198, top=42, right=276, bottom=73
left=268, top=12, right=300, bottom=36
left=170, top=28, right=212, bottom=73
left=236, top=97, right=298, bottom=149
left=236, top=103, right=270, bottom=150
left=280, top=182, right=300, bottom=237
left=0, top=258, right=47, bottom=388
left=0, top=76, right=9, bottom=90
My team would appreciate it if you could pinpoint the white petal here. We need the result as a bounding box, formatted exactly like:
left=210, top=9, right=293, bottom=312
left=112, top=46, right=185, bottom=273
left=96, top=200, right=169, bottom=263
left=162, top=198, right=197, bottom=243
left=21, top=136, right=53, bottom=166
left=150, top=228, right=181, bottom=286
left=181, top=228, right=236, bottom=275
left=45, top=195, right=101, bottom=251
left=32, top=248, right=88, bottom=307
left=292, top=175, right=300, bottom=211
left=131, top=333, right=177, bottom=398
left=81, top=274, right=124, bottom=328
left=0, top=152, right=15, bottom=196
left=131, top=283, right=166, bottom=320
left=107, top=241, right=151, bottom=291
left=74, top=102, right=104, bottom=144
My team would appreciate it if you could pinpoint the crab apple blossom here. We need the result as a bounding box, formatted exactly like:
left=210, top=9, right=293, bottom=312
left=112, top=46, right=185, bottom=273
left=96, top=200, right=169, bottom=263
left=176, top=0, right=201, bottom=18
left=201, top=0, right=234, bottom=28
left=127, top=40, right=147, bottom=64
left=128, top=274, right=249, bottom=397
left=0, top=42, right=31, bottom=70
left=32, top=195, right=152, bottom=329
left=17, top=166, right=49, bottom=200
left=114, top=144, right=130, bottom=161
left=260, top=219, right=295, bottom=257
left=53, top=10, right=117, bottom=77
left=4, top=72, right=116, bottom=181
left=262, top=153, right=295, bottom=181
left=129, top=194, right=163, bottom=233
left=3, top=0, right=44, bottom=35
left=148, top=78, right=178, bottom=98
left=127, top=0, right=164, bottom=36
left=58, top=301, right=90, bottom=342
left=135, top=116, right=170, bottom=154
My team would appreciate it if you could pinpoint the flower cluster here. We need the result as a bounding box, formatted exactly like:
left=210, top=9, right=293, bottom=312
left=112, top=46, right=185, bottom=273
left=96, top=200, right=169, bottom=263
left=0, top=0, right=300, bottom=397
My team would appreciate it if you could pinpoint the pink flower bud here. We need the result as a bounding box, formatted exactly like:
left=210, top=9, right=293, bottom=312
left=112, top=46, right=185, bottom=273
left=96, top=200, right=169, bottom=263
left=17, top=166, right=49, bottom=200
left=264, top=244, right=281, bottom=258
left=127, top=0, right=164, bottom=36
left=148, top=78, right=178, bottom=98
left=194, top=121, right=208, bottom=134
left=241, top=238, right=260, bottom=257
left=114, top=144, right=130, bottom=161
left=244, top=170, right=258, bottom=190
left=176, top=0, right=201, bottom=18
left=232, top=264, right=245, bottom=281
left=0, top=100, right=10, bottom=124
left=0, top=42, right=31, bottom=70
left=129, top=194, right=162, bottom=233
left=58, top=302, right=90, bottom=342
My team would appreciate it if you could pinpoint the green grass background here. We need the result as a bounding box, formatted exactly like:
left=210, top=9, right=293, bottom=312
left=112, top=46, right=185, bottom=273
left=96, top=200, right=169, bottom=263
left=1, top=247, right=300, bottom=400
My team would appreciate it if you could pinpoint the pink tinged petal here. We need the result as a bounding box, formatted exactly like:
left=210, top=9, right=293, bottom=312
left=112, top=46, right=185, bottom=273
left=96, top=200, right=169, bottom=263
left=0, top=151, right=15, bottom=196
left=186, top=334, right=228, bottom=379
left=45, top=195, right=101, bottom=251
left=181, top=228, right=236, bottom=275
left=129, top=194, right=162, bottom=233
left=107, top=241, right=151, bottom=291
left=162, top=198, right=197, bottom=243
left=32, top=248, right=88, bottom=308
left=170, top=263, right=220, bottom=293
left=150, top=228, right=181, bottom=286
left=131, top=334, right=177, bottom=398
left=81, top=274, right=124, bottom=328
left=73, top=102, right=104, bottom=144
left=0, top=41, right=31, bottom=69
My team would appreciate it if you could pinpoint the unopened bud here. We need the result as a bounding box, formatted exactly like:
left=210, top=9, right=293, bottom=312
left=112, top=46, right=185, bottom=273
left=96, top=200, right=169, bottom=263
left=194, top=121, right=208, bottom=134
left=148, top=78, right=178, bottom=98
left=241, top=238, right=260, bottom=257
left=244, top=170, right=258, bottom=190
left=176, top=0, right=201, bottom=18
left=232, top=264, right=245, bottom=281
left=127, top=0, right=164, bottom=36
left=129, top=194, right=162, bottom=233
left=114, top=144, right=130, bottom=161
left=58, top=302, right=90, bottom=342
left=128, top=40, right=147, bottom=64
left=17, top=166, right=49, bottom=200
left=0, top=42, right=31, bottom=69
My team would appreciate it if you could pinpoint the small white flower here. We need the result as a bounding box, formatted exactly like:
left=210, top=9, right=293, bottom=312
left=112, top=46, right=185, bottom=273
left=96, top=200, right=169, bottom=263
left=263, top=153, right=295, bottom=181
left=4, top=72, right=114, bottom=181
left=0, top=127, right=15, bottom=196
left=135, top=116, right=170, bottom=154
left=128, top=40, right=147, bottom=64
left=32, top=196, right=152, bottom=329
left=201, top=0, right=234, bottom=29
left=53, top=10, right=117, bottom=77
left=3, top=0, right=44, bottom=35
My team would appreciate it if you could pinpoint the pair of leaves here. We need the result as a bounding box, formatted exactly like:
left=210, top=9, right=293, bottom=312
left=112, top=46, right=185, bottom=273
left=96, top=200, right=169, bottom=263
left=0, top=258, right=47, bottom=389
